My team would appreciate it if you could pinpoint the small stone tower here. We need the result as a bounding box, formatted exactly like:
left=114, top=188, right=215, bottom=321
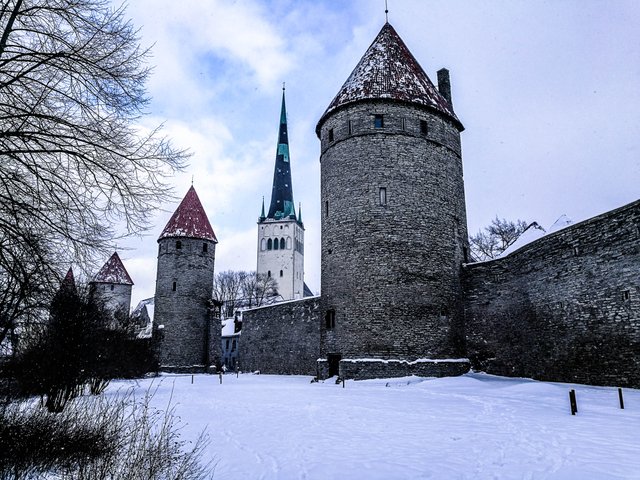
left=316, top=23, right=469, bottom=379
left=154, top=186, right=220, bottom=371
left=257, top=88, right=306, bottom=300
left=90, top=251, right=133, bottom=317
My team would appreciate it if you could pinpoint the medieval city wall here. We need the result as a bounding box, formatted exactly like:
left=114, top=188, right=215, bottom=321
left=239, top=296, right=321, bottom=375
left=464, top=199, right=640, bottom=387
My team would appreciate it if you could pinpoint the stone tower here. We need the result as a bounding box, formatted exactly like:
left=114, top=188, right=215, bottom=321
left=316, top=23, right=469, bottom=378
left=154, top=186, right=220, bottom=371
left=257, top=88, right=305, bottom=300
left=90, top=251, right=133, bottom=317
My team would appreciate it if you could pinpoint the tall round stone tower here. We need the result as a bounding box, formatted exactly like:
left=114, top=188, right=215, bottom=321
left=154, top=186, right=219, bottom=371
left=316, top=22, right=469, bottom=379
left=89, top=251, right=134, bottom=318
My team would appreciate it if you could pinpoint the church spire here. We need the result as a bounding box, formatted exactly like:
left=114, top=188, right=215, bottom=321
left=266, top=87, right=296, bottom=220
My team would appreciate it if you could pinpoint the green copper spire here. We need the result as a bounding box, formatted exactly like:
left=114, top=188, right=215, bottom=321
left=267, top=86, right=295, bottom=220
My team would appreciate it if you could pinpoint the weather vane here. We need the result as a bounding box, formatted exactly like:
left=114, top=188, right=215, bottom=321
left=282, top=81, right=285, bottom=92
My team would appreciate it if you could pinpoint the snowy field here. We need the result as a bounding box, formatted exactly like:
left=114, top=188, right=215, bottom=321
left=108, top=373, right=640, bottom=479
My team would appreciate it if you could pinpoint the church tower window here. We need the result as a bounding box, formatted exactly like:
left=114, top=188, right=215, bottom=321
left=261, top=239, right=267, bottom=251
left=274, top=238, right=279, bottom=250
left=280, top=238, right=285, bottom=250
left=267, top=238, right=273, bottom=250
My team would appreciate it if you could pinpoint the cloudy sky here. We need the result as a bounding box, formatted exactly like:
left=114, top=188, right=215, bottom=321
left=116, top=0, right=640, bottom=308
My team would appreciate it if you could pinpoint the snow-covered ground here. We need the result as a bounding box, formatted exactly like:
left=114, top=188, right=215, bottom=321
left=108, top=373, right=640, bottom=479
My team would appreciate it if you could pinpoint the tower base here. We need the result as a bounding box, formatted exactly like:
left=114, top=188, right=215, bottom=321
left=317, top=357, right=470, bottom=381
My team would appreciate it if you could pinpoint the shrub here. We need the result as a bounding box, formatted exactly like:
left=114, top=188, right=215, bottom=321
left=0, top=386, right=212, bottom=479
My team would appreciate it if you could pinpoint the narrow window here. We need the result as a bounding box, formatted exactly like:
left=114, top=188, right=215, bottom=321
left=286, top=237, right=292, bottom=249
left=348, top=120, right=352, bottom=134
left=328, top=128, right=334, bottom=142
left=232, top=339, right=236, bottom=351
left=325, top=200, right=329, bottom=217
left=325, top=309, right=336, bottom=329
left=274, top=238, right=279, bottom=250
left=203, top=242, right=208, bottom=253
left=267, top=238, right=273, bottom=250
left=623, top=290, right=630, bottom=301
left=280, top=238, right=285, bottom=249
left=268, top=270, right=271, bottom=278
left=401, top=117, right=406, bottom=131
left=226, top=339, right=230, bottom=349
left=176, top=240, right=182, bottom=250
left=280, top=270, right=283, bottom=277
left=172, top=281, right=177, bottom=292
left=110, top=284, right=114, bottom=291
left=573, top=246, right=580, bottom=256
left=374, top=114, right=384, bottom=129
left=420, top=119, right=428, bottom=135
left=261, top=238, right=267, bottom=251
left=379, top=187, right=387, bottom=206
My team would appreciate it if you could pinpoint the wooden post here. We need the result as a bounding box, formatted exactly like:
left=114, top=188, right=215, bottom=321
left=342, top=377, right=345, bottom=388
left=618, top=388, right=624, bottom=409
left=191, top=374, right=194, bottom=384
left=219, top=372, right=223, bottom=384
left=569, top=389, right=577, bottom=415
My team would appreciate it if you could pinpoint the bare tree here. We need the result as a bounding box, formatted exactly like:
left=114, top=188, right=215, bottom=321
left=241, top=272, right=279, bottom=309
left=212, top=270, right=247, bottom=317
left=0, top=0, right=187, bottom=346
left=469, top=217, right=528, bottom=261
left=212, top=271, right=279, bottom=314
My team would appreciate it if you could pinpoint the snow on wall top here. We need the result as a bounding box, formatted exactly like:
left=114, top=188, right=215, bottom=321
left=159, top=186, right=218, bottom=242
left=92, top=251, right=134, bottom=285
left=318, top=22, right=461, bottom=130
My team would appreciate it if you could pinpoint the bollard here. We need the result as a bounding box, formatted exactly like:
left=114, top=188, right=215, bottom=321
left=569, top=389, right=577, bottom=415
left=191, top=375, right=194, bottom=384
left=342, top=377, right=345, bottom=388
left=236, top=369, right=239, bottom=378
left=618, top=388, right=625, bottom=409
left=219, top=372, right=223, bottom=385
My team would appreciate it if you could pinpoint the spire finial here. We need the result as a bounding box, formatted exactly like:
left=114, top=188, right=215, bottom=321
left=385, top=0, right=389, bottom=23
left=282, top=81, right=285, bottom=92
left=191, top=174, right=194, bottom=186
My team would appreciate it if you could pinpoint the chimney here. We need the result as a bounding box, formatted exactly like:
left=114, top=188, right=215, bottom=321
left=437, top=68, right=453, bottom=106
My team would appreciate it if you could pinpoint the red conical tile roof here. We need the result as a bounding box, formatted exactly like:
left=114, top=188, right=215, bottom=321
left=159, top=186, right=218, bottom=242
left=93, top=252, right=134, bottom=285
left=61, top=267, right=77, bottom=291
left=317, top=23, right=462, bottom=132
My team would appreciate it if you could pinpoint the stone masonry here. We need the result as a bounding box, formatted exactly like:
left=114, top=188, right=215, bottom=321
left=155, top=236, right=220, bottom=370
left=464, top=200, right=640, bottom=387
left=239, top=296, right=321, bottom=375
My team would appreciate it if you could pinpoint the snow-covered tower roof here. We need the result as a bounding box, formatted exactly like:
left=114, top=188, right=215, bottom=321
left=92, top=251, right=134, bottom=285
left=159, top=186, right=218, bottom=242
left=316, top=22, right=463, bottom=134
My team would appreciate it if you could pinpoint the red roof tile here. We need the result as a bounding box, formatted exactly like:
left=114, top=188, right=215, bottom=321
left=159, top=186, right=218, bottom=242
left=93, top=252, right=134, bottom=285
left=61, top=267, right=77, bottom=291
left=318, top=23, right=461, bottom=131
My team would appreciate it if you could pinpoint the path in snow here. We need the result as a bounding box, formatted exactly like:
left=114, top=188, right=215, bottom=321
left=108, top=373, right=640, bottom=479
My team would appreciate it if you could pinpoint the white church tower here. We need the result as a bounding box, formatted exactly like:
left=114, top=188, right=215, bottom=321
left=257, top=88, right=306, bottom=300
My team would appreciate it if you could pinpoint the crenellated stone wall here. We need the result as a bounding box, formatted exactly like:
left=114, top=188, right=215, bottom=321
left=463, top=199, right=640, bottom=387
left=239, top=296, right=321, bottom=375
